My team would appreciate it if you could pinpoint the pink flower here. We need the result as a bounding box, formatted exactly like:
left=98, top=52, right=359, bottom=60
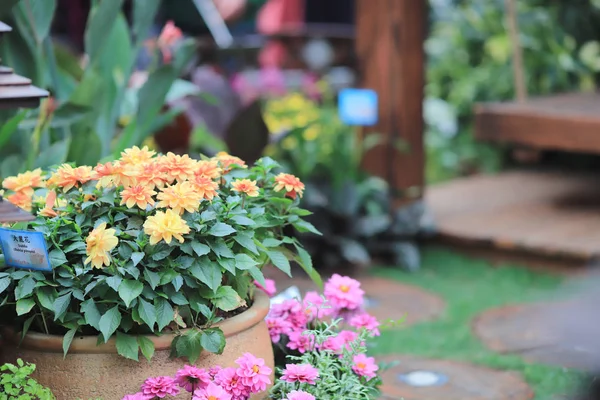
left=193, top=382, right=232, bottom=400
left=349, top=312, right=381, bottom=336
left=215, top=367, right=250, bottom=399
left=352, top=354, right=379, bottom=380
left=254, top=279, right=277, bottom=297
left=266, top=317, right=293, bottom=343
left=140, top=376, right=180, bottom=398
left=157, top=21, right=182, bottom=63
left=281, top=364, right=320, bottom=385
left=209, top=366, right=223, bottom=379
left=269, top=299, right=307, bottom=330
left=286, top=331, right=315, bottom=354
left=337, top=330, right=359, bottom=352
left=175, top=365, right=211, bottom=392
left=121, top=394, right=151, bottom=400
left=235, top=352, right=272, bottom=393
left=287, top=390, right=316, bottom=400
left=324, top=274, right=364, bottom=311
left=319, top=335, right=343, bottom=353
left=303, top=291, right=333, bottom=321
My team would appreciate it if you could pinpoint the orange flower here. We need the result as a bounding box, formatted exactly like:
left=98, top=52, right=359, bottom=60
left=190, top=175, right=219, bottom=201
left=7, top=191, right=32, bottom=211
left=120, top=185, right=156, bottom=209
left=84, top=222, right=119, bottom=269
left=156, top=21, right=183, bottom=63
left=143, top=209, right=190, bottom=245
left=214, top=152, right=246, bottom=172
left=38, top=191, right=67, bottom=218
left=137, top=162, right=168, bottom=190
left=120, top=146, right=156, bottom=165
left=231, top=179, right=259, bottom=197
left=47, top=164, right=97, bottom=192
left=160, top=152, right=197, bottom=183
left=195, top=160, right=221, bottom=180
left=94, top=161, right=123, bottom=189
left=2, top=168, right=44, bottom=196
left=273, top=173, right=305, bottom=199
left=157, top=181, right=202, bottom=215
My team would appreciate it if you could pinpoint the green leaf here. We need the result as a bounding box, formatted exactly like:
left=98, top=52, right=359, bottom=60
left=155, top=298, right=174, bottom=331
left=217, top=258, right=236, bottom=275
left=0, top=277, right=10, bottom=295
left=116, top=332, right=139, bottom=361
left=200, top=328, right=226, bottom=354
left=131, top=252, right=144, bottom=267
left=230, top=215, right=255, bottom=226
left=212, top=286, right=244, bottom=312
left=234, top=254, right=258, bottom=270
left=267, top=250, right=291, bottom=276
left=179, top=329, right=203, bottom=363
left=62, top=241, right=86, bottom=254
left=106, top=276, right=122, bottom=292
left=85, top=0, right=125, bottom=63
left=137, top=336, right=155, bottom=362
left=262, top=238, right=282, bottom=247
left=210, top=240, right=234, bottom=258
left=151, top=247, right=173, bottom=261
left=49, top=249, right=68, bottom=268
left=247, top=266, right=266, bottom=287
left=191, top=242, right=210, bottom=257
left=234, top=232, right=258, bottom=255
left=15, top=277, right=35, bottom=299
left=209, top=223, right=236, bottom=237
left=14, top=0, right=57, bottom=45
left=53, top=292, right=72, bottom=321
left=99, top=306, right=122, bottom=342
left=16, top=298, right=35, bottom=316
left=293, top=220, right=322, bottom=235
left=137, top=298, right=156, bottom=330
left=294, top=245, right=322, bottom=289
left=0, top=110, right=27, bottom=149
left=36, top=287, right=56, bottom=310
left=62, top=328, right=77, bottom=358
left=143, top=268, right=160, bottom=290
left=132, top=0, right=161, bottom=42
left=118, top=280, right=144, bottom=307
left=35, top=139, right=71, bottom=169
left=81, top=299, right=101, bottom=330
left=189, top=261, right=222, bottom=292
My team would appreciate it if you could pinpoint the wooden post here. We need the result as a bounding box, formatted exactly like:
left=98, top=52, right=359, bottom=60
left=355, top=0, right=426, bottom=206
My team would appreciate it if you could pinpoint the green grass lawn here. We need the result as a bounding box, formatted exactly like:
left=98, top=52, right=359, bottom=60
left=370, top=246, right=582, bottom=400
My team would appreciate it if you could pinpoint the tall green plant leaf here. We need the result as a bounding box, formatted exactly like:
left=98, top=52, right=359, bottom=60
left=84, top=0, right=125, bottom=64
left=14, top=0, right=56, bottom=45
left=132, top=0, right=161, bottom=43
left=0, top=0, right=20, bottom=18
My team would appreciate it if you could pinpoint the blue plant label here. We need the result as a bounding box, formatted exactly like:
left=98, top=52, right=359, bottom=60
left=0, top=227, right=52, bottom=271
left=338, top=88, right=379, bottom=126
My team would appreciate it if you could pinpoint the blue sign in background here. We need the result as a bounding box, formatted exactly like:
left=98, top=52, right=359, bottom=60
left=338, top=88, right=379, bottom=126
left=0, top=227, right=52, bottom=271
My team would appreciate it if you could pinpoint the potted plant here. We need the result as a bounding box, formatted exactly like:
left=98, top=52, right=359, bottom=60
left=0, top=147, right=319, bottom=399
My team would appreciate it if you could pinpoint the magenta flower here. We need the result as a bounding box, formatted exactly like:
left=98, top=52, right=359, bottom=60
left=254, top=278, right=277, bottom=297
left=324, top=274, right=364, bottom=311
left=192, top=382, right=232, bottom=400
left=286, top=331, right=315, bottom=354
left=303, top=291, right=333, bottom=320
left=266, top=317, right=293, bottom=343
left=319, top=335, right=343, bottom=353
left=215, top=367, right=250, bottom=399
left=281, top=363, right=320, bottom=385
left=140, top=376, right=180, bottom=398
left=209, top=366, right=223, bottom=379
left=175, top=365, right=211, bottom=392
left=352, top=354, right=379, bottom=380
left=269, top=299, right=307, bottom=330
left=121, top=393, right=151, bottom=400
left=235, top=352, right=272, bottom=393
left=287, top=390, right=316, bottom=400
left=349, top=312, right=381, bottom=336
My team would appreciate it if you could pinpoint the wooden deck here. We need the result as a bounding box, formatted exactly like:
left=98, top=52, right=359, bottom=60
left=426, top=170, right=600, bottom=262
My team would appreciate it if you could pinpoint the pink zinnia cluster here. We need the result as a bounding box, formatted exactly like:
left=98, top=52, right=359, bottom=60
left=140, top=376, right=180, bottom=398
left=175, top=365, right=211, bottom=392
left=324, top=274, right=365, bottom=311
left=349, top=312, right=381, bottom=336
left=281, top=364, right=320, bottom=385
left=352, top=354, right=379, bottom=380
left=287, top=390, right=315, bottom=400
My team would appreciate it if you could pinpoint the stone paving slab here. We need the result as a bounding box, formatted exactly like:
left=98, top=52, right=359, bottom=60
left=266, top=270, right=445, bottom=327
left=376, top=354, right=534, bottom=400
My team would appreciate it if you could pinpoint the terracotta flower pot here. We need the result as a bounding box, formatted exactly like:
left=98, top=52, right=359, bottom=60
left=0, top=291, right=273, bottom=400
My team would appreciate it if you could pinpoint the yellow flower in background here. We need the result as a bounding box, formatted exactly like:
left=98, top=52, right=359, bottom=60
left=157, top=181, right=202, bottom=215
left=231, top=179, right=259, bottom=197
left=190, top=175, right=219, bottom=201
left=303, top=125, right=320, bottom=141
left=84, top=222, right=119, bottom=269
left=281, top=136, right=298, bottom=151
left=7, top=191, right=32, bottom=211
left=214, top=152, right=246, bottom=172
left=47, top=164, right=96, bottom=192
left=286, top=93, right=307, bottom=110
left=142, top=137, right=158, bottom=151
left=160, top=152, right=197, bottom=183
left=195, top=160, right=221, bottom=180
left=273, top=173, right=305, bottom=200
left=2, top=168, right=44, bottom=196
left=143, top=209, right=190, bottom=245
left=120, top=185, right=156, bottom=209
left=120, top=146, right=156, bottom=165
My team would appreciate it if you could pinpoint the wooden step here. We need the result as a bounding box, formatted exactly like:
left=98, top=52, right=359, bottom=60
left=0, top=73, right=31, bottom=86
left=0, top=22, right=12, bottom=34
left=0, top=66, right=13, bottom=74
left=0, top=85, right=49, bottom=109
left=475, top=93, right=600, bottom=154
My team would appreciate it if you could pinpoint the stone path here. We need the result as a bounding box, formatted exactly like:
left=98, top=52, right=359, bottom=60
left=473, top=301, right=600, bottom=370
left=267, top=270, right=445, bottom=327
left=376, top=354, right=534, bottom=400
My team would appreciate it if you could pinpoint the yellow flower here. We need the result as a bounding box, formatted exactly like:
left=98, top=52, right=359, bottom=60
left=274, top=173, right=305, bottom=200
left=47, top=164, right=96, bottom=192
left=195, top=160, right=221, bottom=180
left=303, top=125, right=319, bottom=141
left=84, top=222, right=119, bottom=269
left=190, top=175, right=219, bottom=201
left=160, top=152, right=197, bottom=183
left=143, top=209, right=190, bottom=245
left=7, top=191, right=32, bottom=211
left=281, top=136, right=297, bottom=151
left=120, top=145, right=156, bottom=165
left=231, top=179, right=259, bottom=197
left=2, top=168, right=44, bottom=196
left=120, top=185, right=156, bottom=209
left=287, top=93, right=307, bottom=110
left=214, top=152, right=246, bottom=173
left=157, top=181, right=202, bottom=215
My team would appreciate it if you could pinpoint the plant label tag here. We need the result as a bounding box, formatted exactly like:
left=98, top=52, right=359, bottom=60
left=270, top=286, right=302, bottom=306
left=0, top=228, right=52, bottom=271
left=338, top=88, right=378, bottom=126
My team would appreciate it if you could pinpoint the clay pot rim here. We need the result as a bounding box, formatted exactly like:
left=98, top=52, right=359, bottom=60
left=1, top=291, right=270, bottom=354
